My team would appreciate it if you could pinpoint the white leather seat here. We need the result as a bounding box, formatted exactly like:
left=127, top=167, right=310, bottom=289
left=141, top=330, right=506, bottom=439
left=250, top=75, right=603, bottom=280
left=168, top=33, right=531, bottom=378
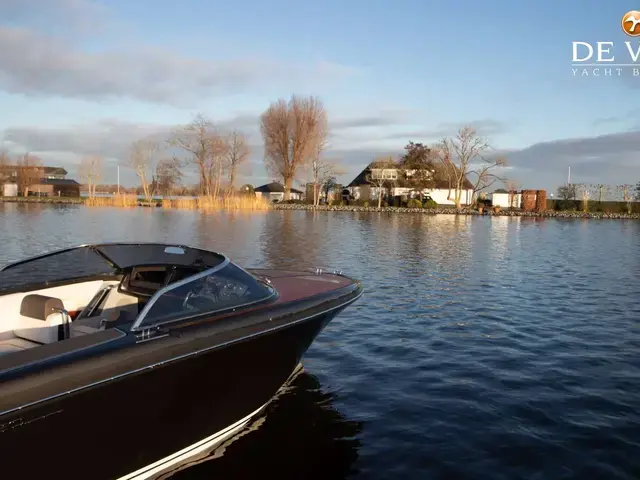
left=13, top=294, right=69, bottom=345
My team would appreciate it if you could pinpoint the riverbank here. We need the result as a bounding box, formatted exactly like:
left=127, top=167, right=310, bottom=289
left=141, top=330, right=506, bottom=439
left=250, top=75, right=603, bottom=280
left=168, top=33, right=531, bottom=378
left=271, top=203, right=640, bottom=219
left=2, top=196, right=639, bottom=219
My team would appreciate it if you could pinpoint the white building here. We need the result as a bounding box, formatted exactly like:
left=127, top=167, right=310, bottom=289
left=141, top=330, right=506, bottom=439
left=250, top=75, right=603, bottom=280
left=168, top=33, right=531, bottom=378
left=346, top=161, right=474, bottom=206
left=488, top=189, right=521, bottom=208
left=254, top=182, right=304, bottom=202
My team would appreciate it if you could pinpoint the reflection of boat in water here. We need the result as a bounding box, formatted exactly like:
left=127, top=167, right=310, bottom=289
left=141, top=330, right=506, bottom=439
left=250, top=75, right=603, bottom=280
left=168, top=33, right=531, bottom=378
left=0, top=243, right=363, bottom=480
left=158, top=364, right=365, bottom=479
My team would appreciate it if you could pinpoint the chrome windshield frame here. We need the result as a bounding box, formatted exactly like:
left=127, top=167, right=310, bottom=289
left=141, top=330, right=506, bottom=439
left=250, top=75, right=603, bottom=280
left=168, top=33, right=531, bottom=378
left=130, top=256, right=231, bottom=332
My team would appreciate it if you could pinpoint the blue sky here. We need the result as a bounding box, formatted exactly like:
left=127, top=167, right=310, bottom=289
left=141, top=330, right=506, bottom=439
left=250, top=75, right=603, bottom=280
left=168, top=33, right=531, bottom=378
left=1, top=0, right=639, bottom=194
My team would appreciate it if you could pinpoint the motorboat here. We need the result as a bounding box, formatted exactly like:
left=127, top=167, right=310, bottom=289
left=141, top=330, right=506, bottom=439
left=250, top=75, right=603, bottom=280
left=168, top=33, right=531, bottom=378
left=0, top=243, right=363, bottom=480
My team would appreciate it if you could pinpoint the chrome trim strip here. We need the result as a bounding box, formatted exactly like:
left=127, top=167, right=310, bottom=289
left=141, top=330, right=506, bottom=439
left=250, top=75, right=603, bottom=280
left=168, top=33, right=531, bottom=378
left=130, top=257, right=231, bottom=331
left=0, top=289, right=362, bottom=417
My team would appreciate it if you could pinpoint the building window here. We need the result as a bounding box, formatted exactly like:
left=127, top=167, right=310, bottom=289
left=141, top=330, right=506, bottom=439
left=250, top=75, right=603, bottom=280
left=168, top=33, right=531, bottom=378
left=371, top=169, right=397, bottom=180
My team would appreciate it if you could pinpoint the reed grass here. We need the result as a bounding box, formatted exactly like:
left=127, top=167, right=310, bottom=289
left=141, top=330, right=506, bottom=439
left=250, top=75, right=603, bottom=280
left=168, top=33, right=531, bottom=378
left=162, top=195, right=272, bottom=211
left=85, top=194, right=139, bottom=208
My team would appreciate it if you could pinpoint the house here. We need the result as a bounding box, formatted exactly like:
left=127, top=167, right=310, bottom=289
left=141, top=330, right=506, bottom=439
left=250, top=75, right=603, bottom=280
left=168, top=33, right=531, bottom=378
left=254, top=182, right=304, bottom=202
left=346, top=160, right=474, bottom=206
left=488, top=188, right=521, bottom=208
left=26, top=178, right=81, bottom=197
left=0, top=165, right=80, bottom=197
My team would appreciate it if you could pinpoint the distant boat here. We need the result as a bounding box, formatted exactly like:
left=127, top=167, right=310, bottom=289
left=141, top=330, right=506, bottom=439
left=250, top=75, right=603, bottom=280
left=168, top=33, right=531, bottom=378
left=0, top=243, right=363, bottom=479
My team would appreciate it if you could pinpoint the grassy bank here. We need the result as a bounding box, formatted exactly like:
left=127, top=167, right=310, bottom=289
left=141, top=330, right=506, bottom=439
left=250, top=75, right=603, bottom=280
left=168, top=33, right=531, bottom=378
left=3, top=196, right=639, bottom=219
left=0, top=195, right=271, bottom=211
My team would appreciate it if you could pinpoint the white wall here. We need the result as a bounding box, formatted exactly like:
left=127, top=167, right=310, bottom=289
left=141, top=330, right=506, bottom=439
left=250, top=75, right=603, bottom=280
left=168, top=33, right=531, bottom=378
left=255, top=191, right=302, bottom=202
left=489, top=192, right=521, bottom=208
left=348, top=186, right=473, bottom=205
left=3, top=183, right=18, bottom=197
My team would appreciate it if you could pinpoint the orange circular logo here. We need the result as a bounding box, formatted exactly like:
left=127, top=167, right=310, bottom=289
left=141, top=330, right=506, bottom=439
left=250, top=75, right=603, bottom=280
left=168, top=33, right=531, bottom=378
left=622, top=11, right=640, bottom=36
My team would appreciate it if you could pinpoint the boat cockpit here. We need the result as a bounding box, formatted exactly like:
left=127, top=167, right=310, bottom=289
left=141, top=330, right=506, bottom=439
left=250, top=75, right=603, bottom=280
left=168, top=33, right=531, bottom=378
left=0, top=243, right=275, bottom=358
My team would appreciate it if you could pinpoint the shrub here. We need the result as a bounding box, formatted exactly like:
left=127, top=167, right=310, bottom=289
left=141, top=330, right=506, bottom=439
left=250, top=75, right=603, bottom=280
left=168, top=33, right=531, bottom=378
left=423, top=199, right=438, bottom=208
left=407, top=198, right=422, bottom=208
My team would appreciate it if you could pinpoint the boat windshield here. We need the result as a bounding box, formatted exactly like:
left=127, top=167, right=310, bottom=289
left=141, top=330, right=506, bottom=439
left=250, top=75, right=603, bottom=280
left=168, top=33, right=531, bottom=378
left=0, top=246, right=117, bottom=293
left=132, top=262, right=275, bottom=330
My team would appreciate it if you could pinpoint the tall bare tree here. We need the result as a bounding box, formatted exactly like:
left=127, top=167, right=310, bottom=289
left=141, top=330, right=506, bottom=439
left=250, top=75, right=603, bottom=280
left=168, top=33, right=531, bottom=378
left=308, top=140, right=344, bottom=206
left=155, top=157, right=183, bottom=197
left=616, top=184, right=634, bottom=213
left=577, top=183, right=591, bottom=211
left=16, top=153, right=42, bottom=196
left=260, top=95, right=328, bottom=200
left=224, top=131, right=250, bottom=196
left=170, top=114, right=224, bottom=198
left=78, top=155, right=102, bottom=199
left=592, top=183, right=609, bottom=203
left=435, top=126, right=503, bottom=208
left=366, top=156, right=396, bottom=208
left=130, top=139, right=159, bottom=202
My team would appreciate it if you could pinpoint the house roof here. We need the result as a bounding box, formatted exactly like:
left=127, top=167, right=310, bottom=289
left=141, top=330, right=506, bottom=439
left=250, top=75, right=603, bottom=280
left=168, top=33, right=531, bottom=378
left=0, top=165, right=67, bottom=175
left=44, top=167, right=68, bottom=175
left=254, top=182, right=303, bottom=194
left=36, top=178, right=80, bottom=187
left=492, top=188, right=509, bottom=194
left=347, top=160, right=474, bottom=190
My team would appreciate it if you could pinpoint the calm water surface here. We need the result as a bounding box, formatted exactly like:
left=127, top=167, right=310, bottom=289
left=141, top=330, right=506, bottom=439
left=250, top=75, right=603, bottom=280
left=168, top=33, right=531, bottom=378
left=2, top=203, right=640, bottom=480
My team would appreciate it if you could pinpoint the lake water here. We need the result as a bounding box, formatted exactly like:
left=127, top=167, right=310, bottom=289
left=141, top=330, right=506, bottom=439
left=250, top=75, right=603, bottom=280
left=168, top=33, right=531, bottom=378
left=2, top=202, right=640, bottom=479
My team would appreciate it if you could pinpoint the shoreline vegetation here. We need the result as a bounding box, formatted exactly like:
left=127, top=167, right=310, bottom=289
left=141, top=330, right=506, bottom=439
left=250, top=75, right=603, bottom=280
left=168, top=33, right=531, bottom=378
left=2, top=195, right=639, bottom=219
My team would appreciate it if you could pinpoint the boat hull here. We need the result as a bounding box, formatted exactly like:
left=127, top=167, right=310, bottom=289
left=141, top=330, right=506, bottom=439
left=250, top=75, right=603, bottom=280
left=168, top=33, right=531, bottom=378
left=0, top=309, right=340, bottom=480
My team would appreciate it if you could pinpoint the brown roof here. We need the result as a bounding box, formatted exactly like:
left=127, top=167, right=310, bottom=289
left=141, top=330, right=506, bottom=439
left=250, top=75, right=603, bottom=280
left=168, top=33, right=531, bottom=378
left=347, top=160, right=473, bottom=189
left=0, top=165, right=68, bottom=175
left=255, top=182, right=303, bottom=194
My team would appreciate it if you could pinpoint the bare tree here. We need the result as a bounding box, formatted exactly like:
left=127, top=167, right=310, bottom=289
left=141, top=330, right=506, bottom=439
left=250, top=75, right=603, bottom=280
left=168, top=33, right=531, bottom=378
left=155, top=157, right=183, bottom=197
left=366, top=156, right=396, bottom=208
left=170, top=114, right=223, bottom=198
left=577, top=183, right=591, bottom=211
left=469, top=155, right=508, bottom=200
left=616, top=184, right=634, bottom=213
left=16, top=153, right=42, bottom=196
left=130, top=139, right=159, bottom=202
left=309, top=151, right=344, bottom=206
left=260, top=95, right=328, bottom=200
left=78, top=155, right=102, bottom=199
left=224, top=131, right=250, bottom=196
left=592, top=183, right=609, bottom=203
left=557, top=183, right=577, bottom=201
left=435, top=126, right=503, bottom=208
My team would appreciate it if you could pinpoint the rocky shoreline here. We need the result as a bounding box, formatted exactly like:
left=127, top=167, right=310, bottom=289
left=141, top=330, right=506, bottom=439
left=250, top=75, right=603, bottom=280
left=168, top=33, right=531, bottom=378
left=271, top=203, right=640, bottom=219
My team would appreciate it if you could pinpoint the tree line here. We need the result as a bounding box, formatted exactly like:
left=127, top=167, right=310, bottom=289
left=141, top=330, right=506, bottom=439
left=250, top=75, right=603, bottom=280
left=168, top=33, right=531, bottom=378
left=78, top=95, right=336, bottom=204
left=557, top=182, right=640, bottom=212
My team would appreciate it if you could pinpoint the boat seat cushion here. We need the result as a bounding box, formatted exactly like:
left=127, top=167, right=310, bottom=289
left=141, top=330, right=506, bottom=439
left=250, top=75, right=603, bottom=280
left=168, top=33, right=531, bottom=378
left=13, top=294, right=68, bottom=345
left=20, top=294, right=65, bottom=320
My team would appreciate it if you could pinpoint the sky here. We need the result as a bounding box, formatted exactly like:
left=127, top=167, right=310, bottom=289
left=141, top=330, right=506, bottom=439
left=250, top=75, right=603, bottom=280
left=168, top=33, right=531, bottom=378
left=1, top=0, right=640, bottom=194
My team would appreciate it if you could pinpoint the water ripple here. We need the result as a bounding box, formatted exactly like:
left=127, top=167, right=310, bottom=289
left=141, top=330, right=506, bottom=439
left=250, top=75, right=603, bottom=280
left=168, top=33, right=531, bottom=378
left=2, top=206, right=640, bottom=479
